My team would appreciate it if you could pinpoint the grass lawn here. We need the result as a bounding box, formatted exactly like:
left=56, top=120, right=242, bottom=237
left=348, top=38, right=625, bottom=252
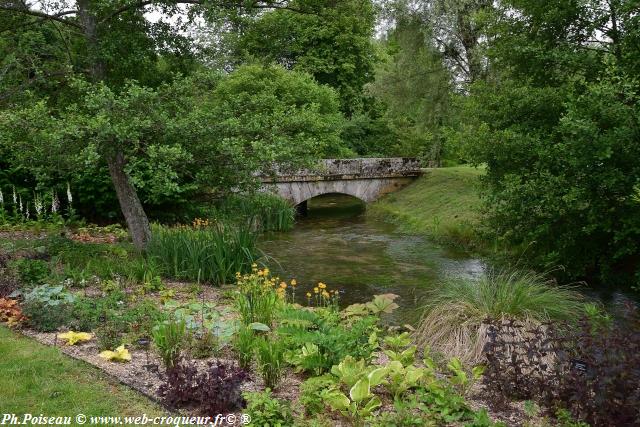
left=368, top=166, right=484, bottom=250
left=0, top=326, right=164, bottom=417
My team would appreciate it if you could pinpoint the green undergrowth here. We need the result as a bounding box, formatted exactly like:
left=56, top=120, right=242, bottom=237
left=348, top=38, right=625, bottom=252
left=0, top=326, right=164, bottom=415
left=368, top=166, right=484, bottom=251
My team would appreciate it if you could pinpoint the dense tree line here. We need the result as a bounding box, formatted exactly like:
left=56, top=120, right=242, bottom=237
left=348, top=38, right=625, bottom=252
left=1, top=0, right=638, bottom=285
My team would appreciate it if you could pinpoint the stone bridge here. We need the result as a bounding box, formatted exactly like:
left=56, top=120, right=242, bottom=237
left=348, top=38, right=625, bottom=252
left=259, top=158, right=422, bottom=209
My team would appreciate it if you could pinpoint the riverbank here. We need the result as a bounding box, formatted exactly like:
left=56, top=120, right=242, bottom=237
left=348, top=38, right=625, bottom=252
left=368, top=166, right=484, bottom=251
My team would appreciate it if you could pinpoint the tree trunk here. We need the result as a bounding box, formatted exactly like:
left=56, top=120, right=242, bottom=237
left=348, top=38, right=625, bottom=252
left=107, top=151, right=152, bottom=250
left=78, top=0, right=152, bottom=250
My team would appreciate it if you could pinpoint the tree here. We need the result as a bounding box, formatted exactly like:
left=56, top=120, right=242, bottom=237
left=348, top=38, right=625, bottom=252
left=459, top=0, right=640, bottom=284
left=384, top=0, right=494, bottom=86
left=0, top=0, right=312, bottom=249
left=236, top=0, right=378, bottom=115
left=367, top=16, right=453, bottom=163
left=182, top=64, right=347, bottom=188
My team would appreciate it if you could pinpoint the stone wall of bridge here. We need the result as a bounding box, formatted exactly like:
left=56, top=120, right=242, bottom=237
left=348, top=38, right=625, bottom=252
left=259, top=158, right=422, bottom=206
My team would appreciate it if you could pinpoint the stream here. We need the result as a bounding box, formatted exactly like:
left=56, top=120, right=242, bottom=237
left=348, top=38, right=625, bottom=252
left=258, top=194, right=485, bottom=325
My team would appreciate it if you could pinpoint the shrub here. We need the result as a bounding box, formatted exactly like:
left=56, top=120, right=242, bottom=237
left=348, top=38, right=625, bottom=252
left=160, top=359, right=248, bottom=415
left=147, top=223, right=258, bottom=285
left=11, top=258, right=50, bottom=286
left=22, top=284, right=76, bottom=332
left=482, top=306, right=640, bottom=426
left=120, top=299, right=168, bottom=342
left=159, top=358, right=198, bottom=408
left=152, top=318, right=187, bottom=369
left=69, top=293, right=125, bottom=332
left=415, top=269, right=584, bottom=363
left=0, top=262, right=20, bottom=298
left=244, top=389, right=294, bottom=427
left=255, top=336, right=286, bottom=389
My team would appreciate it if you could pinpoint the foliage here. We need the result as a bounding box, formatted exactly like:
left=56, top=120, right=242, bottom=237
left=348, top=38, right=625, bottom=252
left=457, top=0, right=640, bottom=283
left=483, top=307, right=640, bottom=426
left=299, top=375, right=337, bottom=416
left=22, top=284, right=76, bottom=332
left=415, top=269, right=584, bottom=363
left=160, top=359, right=248, bottom=415
left=255, top=336, right=286, bottom=389
left=320, top=374, right=383, bottom=426
left=69, top=292, right=125, bottom=332
left=152, top=319, right=187, bottom=370
left=147, top=223, right=258, bottom=286
left=57, top=331, right=92, bottom=346
left=10, top=258, right=50, bottom=287
left=237, top=0, right=377, bottom=115
left=163, top=299, right=234, bottom=345
left=198, top=362, right=249, bottom=416
left=189, top=329, right=218, bottom=359
left=94, top=320, right=128, bottom=352
left=99, top=345, right=132, bottom=363
left=278, top=310, right=379, bottom=375
left=0, top=298, right=25, bottom=327
left=244, top=389, right=294, bottom=427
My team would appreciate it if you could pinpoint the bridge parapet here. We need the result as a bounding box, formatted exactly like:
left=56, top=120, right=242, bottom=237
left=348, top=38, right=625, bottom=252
left=260, top=158, right=422, bottom=183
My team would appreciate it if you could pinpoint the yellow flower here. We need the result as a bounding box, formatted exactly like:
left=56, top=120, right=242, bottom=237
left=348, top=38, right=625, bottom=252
left=313, top=287, right=319, bottom=293
left=291, top=279, right=297, bottom=286
left=318, top=282, right=326, bottom=289
left=257, top=270, right=264, bottom=277
left=306, top=292, right=312, bottom=298
left=279, top=282, right=287, bottom=289
left=251, top=263, right=258, bottom=268
left=322, top=291, right=330, bottom=298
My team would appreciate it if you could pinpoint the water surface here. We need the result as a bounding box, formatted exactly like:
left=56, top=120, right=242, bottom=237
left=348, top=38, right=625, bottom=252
left=258, top=194, right=485, bottom=324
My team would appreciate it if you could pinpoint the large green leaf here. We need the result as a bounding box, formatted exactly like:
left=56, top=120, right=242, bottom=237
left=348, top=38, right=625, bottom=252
left=349, top=378, right=371, bottom=403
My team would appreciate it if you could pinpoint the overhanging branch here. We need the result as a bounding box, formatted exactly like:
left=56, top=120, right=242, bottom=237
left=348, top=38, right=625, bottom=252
left=0, top=6, right=82, bottom=29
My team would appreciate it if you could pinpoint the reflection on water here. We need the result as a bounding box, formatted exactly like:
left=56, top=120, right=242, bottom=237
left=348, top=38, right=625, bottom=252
left=258, top=194, right=486, bottom=324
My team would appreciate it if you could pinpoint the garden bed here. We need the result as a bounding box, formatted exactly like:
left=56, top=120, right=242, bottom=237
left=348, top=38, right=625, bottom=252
left=4, top=226, right=632, bottom=426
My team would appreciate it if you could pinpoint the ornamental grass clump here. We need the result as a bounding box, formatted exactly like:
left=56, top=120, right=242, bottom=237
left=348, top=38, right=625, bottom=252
left=415, top=269, right=584, bottom=363
left=147, top=223, right=258, bottom=286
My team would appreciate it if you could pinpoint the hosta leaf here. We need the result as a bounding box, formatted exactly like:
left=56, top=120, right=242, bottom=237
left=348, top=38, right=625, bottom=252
left=349, top=378, right=371, bottom=403
left=99, top=345, right=131, bottom=362
left=321, top=390, right=350, bottom=411
left=361, top=396, right=382, bottom=416
left=367, top=367, right=388, bottom=387
left=248, top=322, right=271, bottom=332
left=58, top=331, right=92, bottom=346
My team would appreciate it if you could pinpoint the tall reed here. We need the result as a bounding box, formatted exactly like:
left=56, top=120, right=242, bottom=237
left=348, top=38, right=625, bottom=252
left=147, top=223, right=258, bottom=286
left=215, top=193, right=295, bottom=232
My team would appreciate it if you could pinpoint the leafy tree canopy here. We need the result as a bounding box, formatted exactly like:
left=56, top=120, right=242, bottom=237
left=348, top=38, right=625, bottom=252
left=236, top=0, right=378, bottom=115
